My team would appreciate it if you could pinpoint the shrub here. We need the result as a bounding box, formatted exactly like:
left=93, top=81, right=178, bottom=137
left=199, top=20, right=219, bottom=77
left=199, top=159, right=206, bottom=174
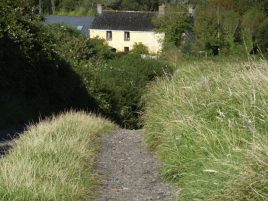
left=257, top=18, right=268, bottom=52
left=0, top=0, right=97, bottom=130
left=0, top=0, right=173, bottom=130
left=88, top=54, right=173, bottom=128
left=45, top=26, right=115, bottom=62
left=132, top=42, right=149, bottom=54
left=45, top=26, right=172, bottom=128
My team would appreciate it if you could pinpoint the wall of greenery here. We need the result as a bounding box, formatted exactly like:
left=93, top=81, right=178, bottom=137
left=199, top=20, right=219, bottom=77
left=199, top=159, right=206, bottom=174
left=0, top=0, right=173, bottom=131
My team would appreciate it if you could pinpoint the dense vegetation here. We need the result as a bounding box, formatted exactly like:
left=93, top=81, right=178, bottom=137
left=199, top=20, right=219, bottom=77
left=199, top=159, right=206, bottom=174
left=0, top=0, right=97, bottom=129
left=33, top=0, right=268, bottom=56
left=15, top=0, right=266, bottom=59
left=29, top=0, right=161, bottom=16
left=154, top=0, right=268, bottom=56
left=0, top=0, right=172, bottom=130
left=143, top=59, right=268, bottom=200
left=1, top=0, right=268, bottom=200
left=43, top=25, right=173, bottom=128
left=0, top=111, right=115, bottom=200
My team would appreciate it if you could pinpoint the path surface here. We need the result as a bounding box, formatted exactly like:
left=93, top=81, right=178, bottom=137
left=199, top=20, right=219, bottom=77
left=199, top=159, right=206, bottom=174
left=94, top=129, right=176, bottom=201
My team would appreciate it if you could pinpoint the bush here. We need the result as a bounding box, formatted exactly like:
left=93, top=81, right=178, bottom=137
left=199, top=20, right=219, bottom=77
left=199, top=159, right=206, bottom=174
left=45, top=25, right=115, bottom=62
left=143, top=59, right=268, bottom=200
left=0, top=0, right=173, bottom=130
left=44, top=26, right=173, bottom=128
left=132, top=42, right=149, bottom=54
left=257, top=18, right=268, bottom=52
left=88, top=54, right=173, bottom=128
left=0, top=1, right=98, bottom=130
left=0, top=111, right=115, bottom=200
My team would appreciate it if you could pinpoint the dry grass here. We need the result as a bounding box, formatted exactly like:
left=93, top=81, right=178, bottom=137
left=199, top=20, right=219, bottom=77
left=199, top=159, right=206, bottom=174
left=0, top=111, right=116, bottom=200
left=143, top=59, right=268, bottom=200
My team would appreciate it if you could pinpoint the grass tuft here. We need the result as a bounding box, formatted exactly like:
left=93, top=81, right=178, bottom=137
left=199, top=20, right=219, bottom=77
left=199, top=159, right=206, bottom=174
left=0, top=111, right=115, bottom=201
left=143, top=59, right=268, bottom=200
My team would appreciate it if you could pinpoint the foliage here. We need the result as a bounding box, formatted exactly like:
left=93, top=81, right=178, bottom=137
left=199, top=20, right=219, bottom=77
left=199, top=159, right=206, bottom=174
left=194, top=1, right=240, bottom=54
left=241, top=8, right=266, bottom=40
left=25, top=0, right=268, bottom=56
left=153, top=6, right=191, bottom=49
left=0, top=0, right=97, bottom=129
left=44, top=24, right=172, bottom=128
left=44, top=25, right=115, bottom=62
left=0, top=111, right=115, bottom=200
left=256, top=18, right=268, bottom=52
left=32, top=0, right=161, bottom=15
left=84, top=54, right=173, bottom=128
left=241, top=8, right=266, bottom=53
left=193, top=0, right=268, bottom=55
left=143, top=59, right=268, bottom=200
left=132, top=42, right=149, bottom=54
left=108, top=0, right=159, bottom=11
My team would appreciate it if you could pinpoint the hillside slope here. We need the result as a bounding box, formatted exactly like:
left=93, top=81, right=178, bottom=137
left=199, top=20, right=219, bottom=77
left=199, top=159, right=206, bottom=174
left=143, top=59, right=268, bottom=200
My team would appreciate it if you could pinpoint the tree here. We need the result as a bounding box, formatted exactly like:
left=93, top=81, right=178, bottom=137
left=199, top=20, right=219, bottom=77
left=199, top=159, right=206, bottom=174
left=39, top=0, right=42, bottom=14
left=256, top=18, right=268, bottom=52
left=51, top=0, right=55, bottom=14
left=242, top=8, right=266, bottom=37
left=132, top=42, right=149, bottom=54
left=241, top=8, right=266, bottom=53
left=194, top=0, right=240, bottom=54
left=153, top=5, right=191, bottom=49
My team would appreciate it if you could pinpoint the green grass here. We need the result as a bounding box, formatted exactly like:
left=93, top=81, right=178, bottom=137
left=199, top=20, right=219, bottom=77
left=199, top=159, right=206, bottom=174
left=143, top=59, right=268, bottom=200
left=0, top=111, right=115, bottom=200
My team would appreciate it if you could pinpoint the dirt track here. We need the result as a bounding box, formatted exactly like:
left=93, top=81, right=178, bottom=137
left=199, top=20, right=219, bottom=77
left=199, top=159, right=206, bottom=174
left=94, top=129, right=176, bottom=201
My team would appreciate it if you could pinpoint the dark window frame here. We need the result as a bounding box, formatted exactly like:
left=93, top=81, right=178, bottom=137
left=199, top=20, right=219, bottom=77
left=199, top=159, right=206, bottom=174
left=124, top=31, right=130, bottom=41
left=106, top=31, right=112, bottom=41
left=124, top=47, right=130, bottom=52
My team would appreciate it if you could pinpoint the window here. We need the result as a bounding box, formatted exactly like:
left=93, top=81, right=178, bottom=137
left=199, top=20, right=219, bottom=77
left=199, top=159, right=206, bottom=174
left=124, top=47, right=129, bottom=52
left=77, top=25, right=83, bottom=31
left=124, top=32, right=130, bottom=41
left=106, top=31, right=112, bottom=40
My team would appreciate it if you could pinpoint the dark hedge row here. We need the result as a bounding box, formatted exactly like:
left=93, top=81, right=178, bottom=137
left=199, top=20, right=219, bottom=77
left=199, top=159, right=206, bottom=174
left=0, top=0, right=97, bottom=130
left=47, top=25, right=173, bottom=129
left=0, top=0, right=173, bottom=130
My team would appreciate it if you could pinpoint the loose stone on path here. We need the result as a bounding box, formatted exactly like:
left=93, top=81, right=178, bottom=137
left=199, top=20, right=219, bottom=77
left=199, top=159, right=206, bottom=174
left=94, top=129, right=176, bottom=201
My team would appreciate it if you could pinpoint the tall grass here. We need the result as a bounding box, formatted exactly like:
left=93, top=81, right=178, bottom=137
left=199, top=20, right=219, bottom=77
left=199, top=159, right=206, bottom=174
left=0, top=111, right=115, bottom=200
left=143, top=59, right=268, bottom=200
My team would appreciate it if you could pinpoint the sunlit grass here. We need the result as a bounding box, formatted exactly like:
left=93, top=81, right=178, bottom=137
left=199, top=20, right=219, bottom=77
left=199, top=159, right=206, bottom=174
left=0, top=111, right=115, bottom=200
left=143, top=59, right=268, bottom=200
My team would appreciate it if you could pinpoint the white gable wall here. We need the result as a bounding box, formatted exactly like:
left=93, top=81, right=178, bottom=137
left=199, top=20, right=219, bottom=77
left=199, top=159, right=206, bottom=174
left=90, top=29, right=164, bottom=53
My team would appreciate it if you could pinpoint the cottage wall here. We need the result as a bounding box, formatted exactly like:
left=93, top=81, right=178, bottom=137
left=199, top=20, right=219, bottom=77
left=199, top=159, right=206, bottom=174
left=90, top=29, right=164, bottom=54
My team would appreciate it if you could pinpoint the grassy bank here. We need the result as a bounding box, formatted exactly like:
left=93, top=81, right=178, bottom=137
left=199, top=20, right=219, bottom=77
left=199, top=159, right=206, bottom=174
left=143, top=59, right=268, bottom=200
left=0, top=111, right=115, bottom=200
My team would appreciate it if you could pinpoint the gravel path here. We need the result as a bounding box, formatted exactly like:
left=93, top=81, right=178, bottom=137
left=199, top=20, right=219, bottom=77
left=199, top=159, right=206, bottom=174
left=94, top=129, right=176, bottom=201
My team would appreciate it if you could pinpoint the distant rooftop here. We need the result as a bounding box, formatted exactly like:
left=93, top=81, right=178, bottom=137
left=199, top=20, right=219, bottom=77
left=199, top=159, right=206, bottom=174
left=91, top=11, right=157, bottom=31
left=44, top=16, right=95, bottom=36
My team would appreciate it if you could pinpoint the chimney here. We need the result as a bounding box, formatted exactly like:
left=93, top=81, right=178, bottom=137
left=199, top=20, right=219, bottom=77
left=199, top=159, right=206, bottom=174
left=158, top=4, right=165, bottom=16
left=97, top=4, right=102, bottom=15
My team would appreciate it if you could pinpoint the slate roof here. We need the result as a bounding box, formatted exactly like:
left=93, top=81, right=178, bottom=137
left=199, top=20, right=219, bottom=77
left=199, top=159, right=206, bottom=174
left=91, top=11, right=157, bottom=31
left=44, top=16, right=95, bottom=36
